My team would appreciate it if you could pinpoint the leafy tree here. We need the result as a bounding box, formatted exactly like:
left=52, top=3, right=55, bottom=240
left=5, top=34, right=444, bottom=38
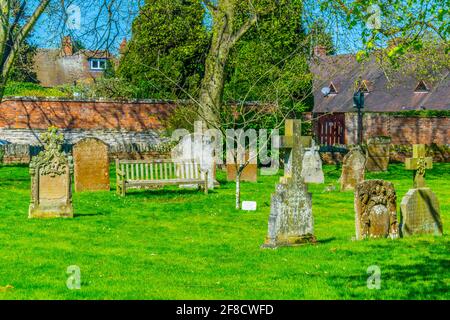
left=117, top=0, right=210, bottom=99
left=9, top=38, right=38, bottom=83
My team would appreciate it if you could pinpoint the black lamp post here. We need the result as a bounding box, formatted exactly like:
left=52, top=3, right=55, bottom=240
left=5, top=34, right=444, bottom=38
left=353, top=90, right=364, bottom=145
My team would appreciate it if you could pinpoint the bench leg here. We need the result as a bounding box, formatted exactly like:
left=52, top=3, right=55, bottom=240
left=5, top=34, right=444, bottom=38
left=204, top=172, right=208, bottom=195
left=122, top=181, right=126, bottom=197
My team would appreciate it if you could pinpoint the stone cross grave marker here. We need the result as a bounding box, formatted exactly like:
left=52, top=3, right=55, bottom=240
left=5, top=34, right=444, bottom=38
left=29, top=127, right=74, bottom=219
left=262, top=119, right=315, bottom=248
left=301, top=140, right=324, bottom=184
left=400, top=144, right=443, bottom=236
left=73, top=138, right=110, bottom=192
left=404, top=144, right=433, bottom=188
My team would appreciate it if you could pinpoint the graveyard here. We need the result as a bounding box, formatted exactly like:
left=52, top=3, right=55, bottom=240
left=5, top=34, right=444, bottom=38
left=0, top=161, right=448, bottom=299
left=0, top=0, right=448, bottom=305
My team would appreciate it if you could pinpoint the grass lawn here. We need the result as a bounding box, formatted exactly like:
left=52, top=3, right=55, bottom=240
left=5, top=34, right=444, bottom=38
left=0, top=163, right=448, bottom=300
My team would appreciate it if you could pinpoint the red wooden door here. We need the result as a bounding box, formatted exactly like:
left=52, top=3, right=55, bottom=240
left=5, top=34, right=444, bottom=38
left=317, top=113, right=345, bottom=145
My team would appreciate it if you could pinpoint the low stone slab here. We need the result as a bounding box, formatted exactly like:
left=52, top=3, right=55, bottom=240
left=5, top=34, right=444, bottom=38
left=400, top=188, right=443, bottom=236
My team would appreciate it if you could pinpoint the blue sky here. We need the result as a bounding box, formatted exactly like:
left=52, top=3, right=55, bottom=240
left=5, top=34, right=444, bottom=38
left=29, top=0, right=361, bottom=55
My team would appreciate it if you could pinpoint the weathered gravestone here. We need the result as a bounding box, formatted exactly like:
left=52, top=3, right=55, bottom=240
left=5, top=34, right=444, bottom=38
left=354, top=180, right=398, bottom=240
left=340, top=146, right=366, bottom=191
left=262, top=119, right=315, bottom=248
left=400, top=144, right=443, bottom=237
left=301, top=140, right=324, bottom=184
left=226, top=151, right=257, bottom=183
left=29, top=127, right=73, bottom=219
left=171, top=123, right=218, bottom=190
left=366, top=136, right=391, bottom=172
left=73, top=138, right=110, bottom=192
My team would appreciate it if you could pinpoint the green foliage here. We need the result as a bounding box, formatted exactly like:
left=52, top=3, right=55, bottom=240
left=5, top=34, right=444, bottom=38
left=308, top=18, right=336, bottom=55
left=9, top=39, right=38, bottom=83
left=391, top=110, right=450, bottom=118
left=224, top=0, right=312, bottom=110
left=117, top=0, right=209, bottom=99
left=0, top=163, right=448, bottom=299
left=4, top=82, right=69, bottom=98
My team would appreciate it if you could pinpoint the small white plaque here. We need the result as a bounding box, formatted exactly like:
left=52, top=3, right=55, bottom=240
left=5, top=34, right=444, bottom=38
left=242, top=201, right=257, bottom=211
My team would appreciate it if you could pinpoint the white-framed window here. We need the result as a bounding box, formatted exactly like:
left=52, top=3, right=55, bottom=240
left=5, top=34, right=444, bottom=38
left=89, top=58, right=107, bottom=71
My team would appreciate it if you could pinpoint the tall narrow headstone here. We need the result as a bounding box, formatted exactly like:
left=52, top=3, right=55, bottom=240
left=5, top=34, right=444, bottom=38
left=354, top=180, right=398, bottom=240
left=340, top=146, right=366, bottom=191
left=301, top=140, right=324, bottom=184
left=29, top=127, right=73, bottom=219
left=366, top=136, right=391, bottom=172
left=262, top=119, right=315, bottom=248
left=400, top=144, right=443, bottom=236
left=73, top=138, right=110, bottom=192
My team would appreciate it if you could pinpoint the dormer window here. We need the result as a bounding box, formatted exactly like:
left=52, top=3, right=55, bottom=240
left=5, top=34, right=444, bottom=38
left=89, top=58, right=107, bottom=71
left=358, top=80, right=371, bottom=93
left=328, top=82, right=338, bottom=95
left=414, top=80, right=429, bottom=93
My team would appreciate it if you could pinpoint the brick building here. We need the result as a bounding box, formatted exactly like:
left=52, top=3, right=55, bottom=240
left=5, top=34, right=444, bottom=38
left=33, top=36, right=113, bottom=87
left=310, top=47, right=449, bottom=146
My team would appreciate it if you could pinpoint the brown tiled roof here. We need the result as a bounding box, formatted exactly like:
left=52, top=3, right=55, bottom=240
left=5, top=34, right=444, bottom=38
left=311, top=54, right=450, bottom=113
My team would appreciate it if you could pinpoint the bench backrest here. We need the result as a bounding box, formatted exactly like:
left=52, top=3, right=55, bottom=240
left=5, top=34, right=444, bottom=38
left=117, top=159, right=202, bottom=181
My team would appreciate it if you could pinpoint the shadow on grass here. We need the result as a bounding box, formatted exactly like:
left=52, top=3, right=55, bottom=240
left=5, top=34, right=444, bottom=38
left=124, top=187, right=216, bottom=198
left=315, top=237, right=337, bottom=245
left=74, top=212, right=109, bottom=218
left=327, top=255, right=449, bottom=299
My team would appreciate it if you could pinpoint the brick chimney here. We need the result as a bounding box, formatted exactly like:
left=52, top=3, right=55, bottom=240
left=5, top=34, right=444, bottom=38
left=119, top=38, right=127, bottom=55
left=313, top=45, right=327, bottom=58
left=62, top=35, right=73, bottom=56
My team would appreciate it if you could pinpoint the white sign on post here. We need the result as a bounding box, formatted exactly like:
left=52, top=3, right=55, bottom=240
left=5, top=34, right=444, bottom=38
left=242, top=201, right=257, bottom=211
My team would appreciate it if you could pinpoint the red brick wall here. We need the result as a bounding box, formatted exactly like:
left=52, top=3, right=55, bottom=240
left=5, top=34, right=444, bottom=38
left=345, top=113, right=450, bottom=145
left=0, top=98, right=176, bottom=131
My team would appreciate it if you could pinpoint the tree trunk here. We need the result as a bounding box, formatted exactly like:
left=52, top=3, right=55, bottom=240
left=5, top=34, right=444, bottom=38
left=235, top=168, right=241, bottom=209
left=198, top=15, right=233, bottom=127
left=198, top=1, right=258, bottom=128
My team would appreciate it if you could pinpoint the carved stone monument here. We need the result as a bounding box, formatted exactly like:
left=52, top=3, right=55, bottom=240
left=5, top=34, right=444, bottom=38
left=29, top=127, right=74, bottom=219
left=354, top=180, right=398, bottom=240
left=262, top=119, right=315, bottom=248
left=73, top=138, right=110, bottom=192
left=340, top=146, right=366, bottom=191
left=366, top=136, right=391, bottom=172
left=400, top=144, right=443, bottom=236
left=301, top=140, right=324, bottom=184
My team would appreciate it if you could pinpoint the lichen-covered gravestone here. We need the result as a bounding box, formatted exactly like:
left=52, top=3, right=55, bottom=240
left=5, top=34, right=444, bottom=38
left=262, top=119, right=315, bottom=248
left=354, top=180, right=398, bottom=240
left=29, top=127, right=74, bottom=219
left=366, top=136, right=391, bottom=172
left=340, top=146, right=366, bottom=191
left=400, top=145, right=443, bottom=237
left=301, top=140, right=324, bottom=184
left=73, top=138, right=110, bottom=192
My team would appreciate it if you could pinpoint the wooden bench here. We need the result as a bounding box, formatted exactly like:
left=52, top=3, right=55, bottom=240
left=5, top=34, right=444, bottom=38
left=115, top=159, right=208, bottom=196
